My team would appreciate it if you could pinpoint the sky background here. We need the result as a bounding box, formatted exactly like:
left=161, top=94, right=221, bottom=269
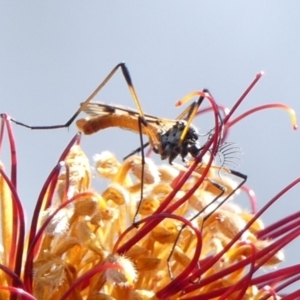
left=0, top=2, right=300, bottom=293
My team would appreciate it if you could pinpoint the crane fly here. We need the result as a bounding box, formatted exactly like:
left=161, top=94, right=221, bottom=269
left=5, top=62, right=215, bottom=224
left=3, top=62, right=248, bottom=279
left=8, top=62, right=207, bottom=165
left=76, top=101, right=204, bottom=164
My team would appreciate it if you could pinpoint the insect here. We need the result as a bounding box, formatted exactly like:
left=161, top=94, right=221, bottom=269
left=6, top=63, right=221, bottom=224
left=9, top=62, right=208, bottom=165
left=76, top=101, right=204, bottom=164
left=4, top=63, right=249, bottom=286
left=5, top=63, right=242, bottom=230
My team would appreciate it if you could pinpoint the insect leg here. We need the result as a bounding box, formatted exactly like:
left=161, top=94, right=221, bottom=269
left=167, top=169, right=247, bottom=280
left=9, top=63, right=125, bottom=129
left=204, top=170, right=247, bottom=222
left=8, top=62, right=160, bottom=145
left=132, top=116, right=148, bottom=225
left=167, top=178, right=225, bottom=279
left=176, top=94, right=204, bottom=122
left=177, top=90, right=208, bottom=146
left=123, top=141, right=150, bottom=161
left=176, top=90, right=226, bottom=159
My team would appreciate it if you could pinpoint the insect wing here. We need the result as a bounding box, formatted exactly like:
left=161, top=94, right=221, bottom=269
left=80, top=102, right=177, bottom=130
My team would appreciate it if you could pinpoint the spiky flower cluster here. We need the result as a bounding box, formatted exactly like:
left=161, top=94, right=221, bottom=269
left=0, top=72, right=299, bottom=299
left=0, top=135, right=285, bottom=299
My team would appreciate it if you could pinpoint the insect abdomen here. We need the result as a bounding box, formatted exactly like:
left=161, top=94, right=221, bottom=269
left=76, top=115, right=155, bottom=136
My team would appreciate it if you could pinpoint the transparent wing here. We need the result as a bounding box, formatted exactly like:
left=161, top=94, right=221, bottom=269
left=80, top=102, right=177, bottom=130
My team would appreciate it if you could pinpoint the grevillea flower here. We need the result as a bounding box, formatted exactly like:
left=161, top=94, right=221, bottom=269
left=0, top=72, right=299, bottom=300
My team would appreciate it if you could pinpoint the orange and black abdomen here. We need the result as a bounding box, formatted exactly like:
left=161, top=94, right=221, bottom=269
left=76, top=114, right=156, bottom=136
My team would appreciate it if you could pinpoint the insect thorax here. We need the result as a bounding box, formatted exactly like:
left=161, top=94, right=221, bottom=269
left=157, top=120, right=202, bottom=164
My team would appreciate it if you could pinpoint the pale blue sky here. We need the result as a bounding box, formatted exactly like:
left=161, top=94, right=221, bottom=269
left=1, top=2, right=299, bottom=292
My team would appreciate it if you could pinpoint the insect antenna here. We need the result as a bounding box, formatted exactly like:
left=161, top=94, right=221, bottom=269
left=216, top=142, right=242, bottom=171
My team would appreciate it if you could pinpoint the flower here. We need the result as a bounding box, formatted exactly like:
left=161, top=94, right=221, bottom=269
left=0, top=72, right=299, bottom=300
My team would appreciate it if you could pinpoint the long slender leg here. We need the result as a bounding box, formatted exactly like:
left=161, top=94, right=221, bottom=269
left=123, top=141, right=150, bottom=161
left=177, top=89, right=225, bottom=157
left=131, top=116, right=148, bottom=225
left=8, top=62, right=157, bottom=146
left=201, top=170, right=247, bottom=223
left=167, top=179, right=225, bottom=279
left=177, top=90, right=208, bottom=146
left=6, top=63, right=158, bottom=226
left=167, top=169, right=247, bottom=279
